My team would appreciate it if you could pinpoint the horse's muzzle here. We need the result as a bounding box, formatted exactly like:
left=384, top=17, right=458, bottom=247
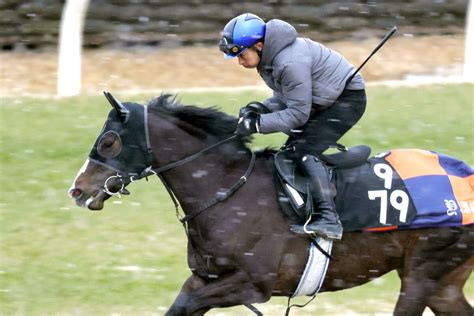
left=69, top=188, right=83, bottom=199
left=68, top=187, right=108, bottom=210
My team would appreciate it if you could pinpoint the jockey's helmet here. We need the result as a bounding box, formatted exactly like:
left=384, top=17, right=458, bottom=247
left=219, top=13, right=266, bottom=59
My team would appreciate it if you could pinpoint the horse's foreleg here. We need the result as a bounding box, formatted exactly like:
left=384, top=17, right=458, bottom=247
left=166, top=271, right=269, bottom=316
left=166, top=275, right=207, bottom=316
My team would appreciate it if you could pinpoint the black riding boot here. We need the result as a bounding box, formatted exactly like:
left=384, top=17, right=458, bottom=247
left=291, top=155, right=343, bottom=240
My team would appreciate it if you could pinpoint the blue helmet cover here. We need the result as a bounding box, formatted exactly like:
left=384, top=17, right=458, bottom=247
left=220, top=13, right=265, bottom=58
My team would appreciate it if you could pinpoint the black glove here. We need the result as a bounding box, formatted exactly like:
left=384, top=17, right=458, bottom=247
left=235, top=111, right=260, bottom=136
left=238, top=101, right=271, bottom=118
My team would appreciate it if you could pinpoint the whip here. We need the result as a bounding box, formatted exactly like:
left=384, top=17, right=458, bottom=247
left=345, top=25, right=398, bottom=87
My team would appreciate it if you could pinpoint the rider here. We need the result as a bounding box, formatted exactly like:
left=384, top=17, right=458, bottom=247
left=219, top=13, right=367, bottom=240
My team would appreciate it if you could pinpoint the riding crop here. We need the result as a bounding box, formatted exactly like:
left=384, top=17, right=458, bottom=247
left=345, top=25, right=398, bottom=88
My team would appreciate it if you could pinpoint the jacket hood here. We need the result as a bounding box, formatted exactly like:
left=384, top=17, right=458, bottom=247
left=260, top=19, right=297, bottom=68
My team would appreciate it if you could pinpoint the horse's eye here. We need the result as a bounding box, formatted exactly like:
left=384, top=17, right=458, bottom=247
left=103, top=139, right=114, bottom=148
left=97, top=131, right=122, bottom=158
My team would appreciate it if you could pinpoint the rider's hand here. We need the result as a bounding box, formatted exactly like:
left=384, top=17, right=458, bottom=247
left=238, top=101, right=270, bottom=118
left=238, top=106, right=253, bottom=118
left=235, top=111, right=260, bottom=136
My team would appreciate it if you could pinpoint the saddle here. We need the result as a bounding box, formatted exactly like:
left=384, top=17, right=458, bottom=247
left=274, top=145, right=371, bottom=223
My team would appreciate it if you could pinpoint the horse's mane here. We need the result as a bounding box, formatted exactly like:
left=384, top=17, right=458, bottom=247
left=147, top=94, right=251, bottom=148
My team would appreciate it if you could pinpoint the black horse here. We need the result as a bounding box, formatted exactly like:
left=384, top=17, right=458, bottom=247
left=69, top=93, right=473, bottom=315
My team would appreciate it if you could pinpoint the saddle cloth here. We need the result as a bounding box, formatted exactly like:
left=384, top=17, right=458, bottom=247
left=274, top=148, right=474, bottom=231
left=383, top=149, right=474, bottom=229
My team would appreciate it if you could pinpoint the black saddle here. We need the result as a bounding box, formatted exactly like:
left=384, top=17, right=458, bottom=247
left=273, top=145, right=371, bottom=223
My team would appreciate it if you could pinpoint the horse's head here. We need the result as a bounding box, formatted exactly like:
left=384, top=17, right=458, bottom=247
left=68, top=92, right=151, bottom=210
left=70, top=92, right=250, bottom=210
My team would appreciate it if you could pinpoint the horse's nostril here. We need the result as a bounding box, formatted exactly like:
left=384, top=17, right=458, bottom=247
left=69, top=188, right=83, bottom=199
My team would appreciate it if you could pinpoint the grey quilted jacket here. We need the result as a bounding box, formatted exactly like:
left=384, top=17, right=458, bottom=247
left=257, top=19, right=365, bottom=134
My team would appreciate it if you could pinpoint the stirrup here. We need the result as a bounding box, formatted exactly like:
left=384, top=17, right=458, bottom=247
left=303, top=217, right=343, bottom=240
left=291, top=225, right=342, bottom=240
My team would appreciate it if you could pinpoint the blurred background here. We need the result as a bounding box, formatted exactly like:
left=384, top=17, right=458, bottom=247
left=0, top=0, right=471, bottom=95
left=0, top=1, right=472, bottom=315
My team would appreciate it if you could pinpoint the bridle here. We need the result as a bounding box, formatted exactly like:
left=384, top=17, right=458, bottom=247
left=102, top=173, right=129, bottom=198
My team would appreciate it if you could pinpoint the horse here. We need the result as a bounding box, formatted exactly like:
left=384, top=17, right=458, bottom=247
left=69, top=92, right=473, bottom=315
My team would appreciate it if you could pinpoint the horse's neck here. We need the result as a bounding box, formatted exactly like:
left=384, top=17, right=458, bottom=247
left=148, top=112, right=252, bottom=215
left=160, top=150, right=251, bottom=214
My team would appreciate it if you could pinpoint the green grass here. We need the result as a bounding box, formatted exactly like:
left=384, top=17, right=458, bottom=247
left=0, top=84, right=473, bottom=315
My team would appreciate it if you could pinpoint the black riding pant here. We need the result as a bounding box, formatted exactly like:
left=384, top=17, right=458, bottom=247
left=289, top=89, right=367, bottom=158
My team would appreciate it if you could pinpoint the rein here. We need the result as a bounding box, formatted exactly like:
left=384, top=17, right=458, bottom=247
left=105, top=134, right=256, bottom=224
left=135, top=134, right=256, bottom=222
left=145, top=134, right=256, bottom=225
left=179, top=149, right=256, bottom=224
left=133, top=135, right=239, bottom=180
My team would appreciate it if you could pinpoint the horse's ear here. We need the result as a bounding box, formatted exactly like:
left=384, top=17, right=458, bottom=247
left=103, top=91, right=130, bottom=124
